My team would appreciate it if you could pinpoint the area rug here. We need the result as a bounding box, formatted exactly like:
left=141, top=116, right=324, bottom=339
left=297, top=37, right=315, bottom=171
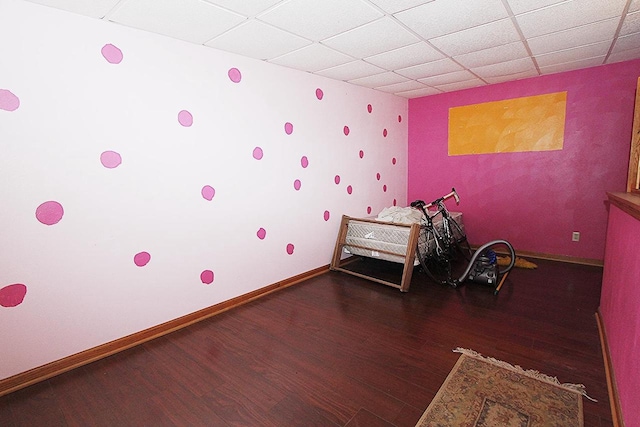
left=416, top=348, right=594, bottom=427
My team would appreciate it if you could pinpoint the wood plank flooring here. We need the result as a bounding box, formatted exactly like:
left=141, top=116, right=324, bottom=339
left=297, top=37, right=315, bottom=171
left=0, top=258, right=612, bottom=426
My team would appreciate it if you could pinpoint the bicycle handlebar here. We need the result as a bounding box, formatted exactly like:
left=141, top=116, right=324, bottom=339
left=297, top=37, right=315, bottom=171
left=411, top=187, right=460, bottom=210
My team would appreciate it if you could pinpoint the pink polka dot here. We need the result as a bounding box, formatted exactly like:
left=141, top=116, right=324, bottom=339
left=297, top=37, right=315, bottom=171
left=253, top=146, right=264, bottom=160
left=367, top=104, right=372, bottom=113
left=301, top=156, right=309, bottom=168
left=201, top=270, right=214, bottom=284
left=257, top=228, right=266, bottom=240
left=359, top=150, right=364, bottom=159
left=392, top=157, right=397, bottom=165
left=293, top=179, right=301, bottom=191
left=284, top=122, right=293, bottom=135
left=0, top=89, right=20, bottom=111
left=0, top=284, right=27, bottom=308
left=343, top=126, right=350, bottom=136
left=35, top=201, right=64, bottom=225
left=228, top=67, right=242, bottom=83
left=383, top=184, right=387, bottom=192
left=178, top=110, right=193, bottom=127
left=323, top=210, right=330, bottom=221
left=346, top=185, right=353, bottom=195
left=383, top=129, right=388, bottom=137
left=316, top=88, right=324, bottom=100
left=101, top=44, right=123, bottom=64
left=367, top=206, right=372, bottom=215
left=393, top=199, right=397, bottom=206
left=134, top=252, right=151, bottom=267
left=100, top=150, right=122, bottom=168
left=334, top=175, right=341, bottom=185
left=201, top=185, right=215, bottom=201
left=286, top=243, right=295, bottom=255
left=398, top=115, right=402, bottom=122
left=376, top=172, right=381, bottom=181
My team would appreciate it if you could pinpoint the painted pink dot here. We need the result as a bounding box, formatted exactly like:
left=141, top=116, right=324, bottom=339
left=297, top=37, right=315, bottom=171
left=178, top=110, right=193, bottom=127
left=134, top=252, right=151, bottom=267
left=35, top=201, right=64, bottom=225
left=286, top=243, right=295, bottom=255
left=376, top=172, right=381, bottom=181
left=392, top=157, right=397, bottom=165
left=367, top=206, right=372, bottom=215
left=393, top=199, right=397, bottom=206
left=253, top=146, right=264, bottom=160
left=100, top=150, right=122, bottom=168
left=201, top=185, right=215, bottom=201
left=398, top=115, right=402, bottom=122
left=347, top=185, right=353, bottom=195
left=0, top=284, right=27, bottom=308
left=323, top=210, right=330, bottom=221
left=201, top=270, right=214, bottom=284
left=301, top=156, right=309, bottom=168
left=334, top=175, right=341, bottom=185
left=101, top=44, right=123, bottom=64
left=257, top=228, right=266, bottom=240
left=228, top=68, right=242, bottom=83
left=367, top=104, right=372, bottom=113
left=359, top=150, right=364, bottom=159
left=284, top=122, right=294, bottom=135
left=343, top=126, right=350, bottom=136
left=316, top=88, right=324, bottom=100
left=0, top=89, right=20, bottom=111
left=293, top=179, right=301, bottom=191
left=383, top=184, right=387, bottom=192
left=383, top=129, right=388, bottom=137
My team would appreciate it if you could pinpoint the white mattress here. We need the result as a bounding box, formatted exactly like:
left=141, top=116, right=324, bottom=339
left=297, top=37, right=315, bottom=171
left=343, top=212, right=463, bottom=265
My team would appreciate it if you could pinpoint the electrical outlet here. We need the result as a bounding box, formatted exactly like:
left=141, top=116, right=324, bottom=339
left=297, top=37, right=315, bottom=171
left=572, top=231, right=580, bottom=242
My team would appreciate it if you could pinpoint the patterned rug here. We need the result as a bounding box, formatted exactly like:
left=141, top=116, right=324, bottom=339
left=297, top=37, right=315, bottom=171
left=416, top=348, right=593, bottom=427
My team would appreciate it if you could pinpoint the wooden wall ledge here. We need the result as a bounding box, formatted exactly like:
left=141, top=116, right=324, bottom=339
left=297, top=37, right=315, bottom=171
left=607, top=192, right=640, bottom=221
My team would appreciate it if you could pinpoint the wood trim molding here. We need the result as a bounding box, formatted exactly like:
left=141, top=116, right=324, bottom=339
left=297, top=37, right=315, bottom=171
left=0, top=265, right=329, bottom=398
left=481, top=248, right=604, bottom=267
left=607, top=192, right=640, bottom=222
left=595, top=310, right=625, bottom=427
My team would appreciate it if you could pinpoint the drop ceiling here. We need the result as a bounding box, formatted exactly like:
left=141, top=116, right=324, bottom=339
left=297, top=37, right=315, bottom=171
left=23, top=0, right=640, bottom=98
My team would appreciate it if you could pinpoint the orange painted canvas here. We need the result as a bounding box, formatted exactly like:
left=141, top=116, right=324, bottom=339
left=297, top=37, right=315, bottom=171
left=448, top=92, right=567, bottom=156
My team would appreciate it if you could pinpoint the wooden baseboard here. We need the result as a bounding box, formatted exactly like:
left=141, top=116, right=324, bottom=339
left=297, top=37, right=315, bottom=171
left=481, top=247, right=604, bottom=267
left=0, top=265, right=329, bottom=398
left=595, top=310, right=625, bottom=427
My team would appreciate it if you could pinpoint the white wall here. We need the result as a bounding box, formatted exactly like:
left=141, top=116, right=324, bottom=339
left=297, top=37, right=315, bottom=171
left=0, top=0, right=408, bottom=380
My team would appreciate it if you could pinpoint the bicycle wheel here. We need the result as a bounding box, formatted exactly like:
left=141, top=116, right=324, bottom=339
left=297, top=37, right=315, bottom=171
left=416, top=226, right=452, bottom=285
left=448, top=216, right=472, bottom=261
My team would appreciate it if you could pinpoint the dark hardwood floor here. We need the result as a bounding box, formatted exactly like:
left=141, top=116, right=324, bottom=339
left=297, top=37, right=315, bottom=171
left=0, top=258, right=612, bottom=426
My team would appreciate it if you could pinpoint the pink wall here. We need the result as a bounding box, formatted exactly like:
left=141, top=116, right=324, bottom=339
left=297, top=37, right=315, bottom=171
left=408, top=60, right=640, bottom=261
left=600, top=204, right=640, bottom=427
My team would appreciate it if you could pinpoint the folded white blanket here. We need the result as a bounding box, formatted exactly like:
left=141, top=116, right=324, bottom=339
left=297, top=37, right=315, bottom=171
left=376, top=206, right=423, bottom=225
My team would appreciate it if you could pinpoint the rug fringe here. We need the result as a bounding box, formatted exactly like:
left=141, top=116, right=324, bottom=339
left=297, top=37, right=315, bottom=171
left=453, top=348, right=597, bottom=402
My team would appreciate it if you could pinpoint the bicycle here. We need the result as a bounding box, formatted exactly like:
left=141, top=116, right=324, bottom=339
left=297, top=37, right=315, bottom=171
left=410, top=188, right=472, bottom=287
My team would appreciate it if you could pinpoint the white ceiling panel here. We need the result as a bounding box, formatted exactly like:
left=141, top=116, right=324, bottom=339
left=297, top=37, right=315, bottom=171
left=394, top=0, right=509, bottom=39
left=270, top=43, right=353, bottom=72
left=258, top=0, right=382, bottom=41
left=108, top=0, right=246, bottom=44
left=205, top=20, right=310, bottom=60
left=515, top=0, right=628, bottom=38
left=21, top=0, right=640, bottom=98
left=430, top=18, right=522, bottom=57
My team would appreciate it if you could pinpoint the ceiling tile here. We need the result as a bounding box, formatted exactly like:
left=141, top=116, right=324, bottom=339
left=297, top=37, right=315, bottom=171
left=430, top=18, right=521, bottom=57
left=315, top=60, right=387, bottom=81
left=454, top=41, right=529, bottom=68
left=608, top=46, right=640, bottom=63
left=484, top=69, right=538, bottom=84
left=367, top=0, right=434, bottom=14
left=202, top=0, right=283, bottom=17
left=108, top=0, right=246, bottom=44
left=471, top=57, right=537, bottom=79
left=375, top=80, right=429, bottom=93
left=24, top=0, right=121, bottom=18
left=394, top=0, right=509, bottom=39
left=539, top=56, right=605, bottom=74
left=364, top=42, right=445, bottom=70
left=433, top=79, right=486, bottom=92
left=205, top=20, right=310, bottom=60
left=396, top=58, right=463, bottom=79
left=505, top=0, right=567, bottom=15
left=323, top=17, right=420, bottom=58
left=621, top=10, right=640, bottom=36
left=258, top=0, right=382, bottom=41
left=527, top=17, right=619, bottom=55
left=611, top=31, right=640, bottom=53
left=535, top=41, right=611, bottom=67
left=395, top=87, right=442, bottom=98
left=417, top=70, right=478, bottom=86
left=348, top=71, right=408, bottom=88
left=631, top=0, right=640, bottom=13
left=269, top=43, right=353, bottom=72
left=515, top=0, right=628, bottom=38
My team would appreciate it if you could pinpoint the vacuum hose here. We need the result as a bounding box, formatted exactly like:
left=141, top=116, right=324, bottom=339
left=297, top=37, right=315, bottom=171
left=454, top=240, right=516, bottom=286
